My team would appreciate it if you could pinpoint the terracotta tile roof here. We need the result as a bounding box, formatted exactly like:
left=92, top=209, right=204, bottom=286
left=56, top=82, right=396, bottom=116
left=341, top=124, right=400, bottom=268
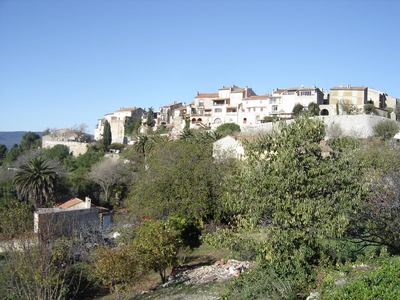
left=56, top=198, right=84, bottom=209
left=195, top=93, right=218, bottom=99
left=244, top=95, right=271, bottom=100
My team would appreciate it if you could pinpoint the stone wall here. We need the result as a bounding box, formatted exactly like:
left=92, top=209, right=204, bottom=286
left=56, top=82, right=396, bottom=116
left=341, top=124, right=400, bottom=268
left=241, top=115, right=397, bottom=139
left=42, top=136, right=89, bottom=156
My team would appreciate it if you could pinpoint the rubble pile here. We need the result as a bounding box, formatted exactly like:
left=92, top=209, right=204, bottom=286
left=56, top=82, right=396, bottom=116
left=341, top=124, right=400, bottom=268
left=165, top=259, right=251, bottom=287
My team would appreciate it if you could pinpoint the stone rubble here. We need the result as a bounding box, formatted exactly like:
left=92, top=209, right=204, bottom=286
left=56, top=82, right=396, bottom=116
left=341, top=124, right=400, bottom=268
left=163, top=259, right=251, bottom=287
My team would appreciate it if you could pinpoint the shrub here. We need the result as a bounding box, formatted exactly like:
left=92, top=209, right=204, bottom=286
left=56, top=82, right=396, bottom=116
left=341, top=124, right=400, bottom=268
left=373, top=120, right=399, bottom=140
left=292, top=103, right=304, bottom=117
left=321, top=258, right=400, bottom=300
left=92, top=245, right=146, bottom=293
left=133, top=219, right=182, bottom=283
left=348, top=172, right=400, bottom=254
left=219, top=117, right=364, bottom=286
left=215, top=123, right=241, bottom=137
left=308, top=102, right=320, bottom=116
left=109, top=143, right=125, bottom=151
left=225, top=265, right=296, bottom=300
left=364, top=101, right=376, bottom=114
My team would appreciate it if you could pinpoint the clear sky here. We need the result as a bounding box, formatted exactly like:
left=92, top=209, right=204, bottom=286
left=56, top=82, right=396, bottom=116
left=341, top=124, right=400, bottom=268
left=1, top=0, right=399, bottom=132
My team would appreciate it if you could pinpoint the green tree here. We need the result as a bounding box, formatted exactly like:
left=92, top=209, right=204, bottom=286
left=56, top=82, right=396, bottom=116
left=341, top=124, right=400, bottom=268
left=0, top=198, right=32, bottom=240
left=215, top=123, right=241, bottom=137
left=348, top=172, right=400, bottom=254
left=43, top=144, right=71, bottom=161
left=93, top=245, right=146, bottom=293
left=20, top=132, right=41, bottom=151
left=364, top=100, right=376, bottom=114
left=292, top=103, right=304, bottom=117
left=0, top=144, right=7, bottom=164
left=146, top=107, right=156, bottom=127
left=127, top=140, right=224, bottom=221
left=103, top=120, right=112, bottom=149
left=307, top=102, right=320, bottom=116
left=14, top=157, right=58, bottom=208
left=133, top=219, right=182, bottom=283
left=125, top=116, right=142, bottom=136
left=373, top=120, right=399, bottom=140
left=4, top=144, right=22, bottom=165
left=219, top=117, right=364, bottom=286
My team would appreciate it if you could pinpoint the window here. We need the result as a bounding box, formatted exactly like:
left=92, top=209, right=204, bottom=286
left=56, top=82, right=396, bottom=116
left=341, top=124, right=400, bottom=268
left=243, top=118, right=247, bottom=124
left=253, top=107, right=256, bottom=112
left=248, top=108, right=251, bottom=112
left=198, top=101, right=204, bottom=107
left=260, top=107, right=263, bottom=112
left=299, top=90, right=312, bottom=96
left=272, top=105, right=278, bottom=112
left=270, top=99, right=276, bottom=104
left=214, top=108, right=222, bottom=113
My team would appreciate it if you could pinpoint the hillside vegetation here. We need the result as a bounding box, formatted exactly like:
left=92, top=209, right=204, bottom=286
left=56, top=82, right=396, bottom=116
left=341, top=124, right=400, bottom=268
left=1, top=119, right=400, bottom=299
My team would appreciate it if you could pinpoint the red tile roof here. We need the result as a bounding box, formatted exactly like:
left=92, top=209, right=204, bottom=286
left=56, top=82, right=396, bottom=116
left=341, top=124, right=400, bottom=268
left=195, top=93, right=218, bottom=98
left=245, top=95, right=271, bottom=100
left=56, top=198, right=84, bottom=209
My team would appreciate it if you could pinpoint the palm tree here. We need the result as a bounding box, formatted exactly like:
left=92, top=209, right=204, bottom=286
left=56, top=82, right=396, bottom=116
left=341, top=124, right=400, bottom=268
left=14, top=157, right=58, bottom=208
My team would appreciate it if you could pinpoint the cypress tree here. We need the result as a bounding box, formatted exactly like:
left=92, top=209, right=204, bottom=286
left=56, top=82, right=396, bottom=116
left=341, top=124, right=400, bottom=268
left=103, top=120, right=112, bottom=149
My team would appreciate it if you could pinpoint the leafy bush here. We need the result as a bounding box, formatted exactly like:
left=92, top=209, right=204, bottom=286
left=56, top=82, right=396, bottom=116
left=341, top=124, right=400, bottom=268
left=215, top=123, right=241, bottom=137
left=43, top=144, right=71, bottom=161
left=348, top=172, right=400, bottom=254
left=373, top=120, right=399, bottom=140
left=127, top=140, right=224, bottom=221
left=364, top=101, right=376, bottom=114
left=292, top=103, right=304, bottom=117
left=224, top=265, right=296, bottom=300
left=219, top=117, right=364, bottom=286
left=93, top=244, right=146, bottom=293
left=133, top=219, right=182, bottom=283
left=202, top=221, right=262, bottom=261
left=328, top=136, right=360, bottom=156
left=166, top=215, right=203, bottom=248
left=321, top=257, right=400, bottom=300
left=308, top=102, right=320, bottom=116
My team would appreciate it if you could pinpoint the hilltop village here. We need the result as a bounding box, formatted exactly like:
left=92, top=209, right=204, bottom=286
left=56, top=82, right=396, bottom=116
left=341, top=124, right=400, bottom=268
left=92, top=84, right=398, bottom=145
left=2, top=84, right=400, bottom=299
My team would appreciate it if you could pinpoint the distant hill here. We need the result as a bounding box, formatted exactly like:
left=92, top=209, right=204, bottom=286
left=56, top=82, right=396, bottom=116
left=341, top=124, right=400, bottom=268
left=0, top=131, right=43, bottom=149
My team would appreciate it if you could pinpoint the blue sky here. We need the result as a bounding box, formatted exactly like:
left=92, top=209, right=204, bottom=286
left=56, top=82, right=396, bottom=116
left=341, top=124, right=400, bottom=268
left=1, top=0, right=399, bottom=132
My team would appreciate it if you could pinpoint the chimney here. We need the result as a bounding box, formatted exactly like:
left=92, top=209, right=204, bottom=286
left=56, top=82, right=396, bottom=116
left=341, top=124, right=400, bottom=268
left=85, top=197, right=92, bottom=208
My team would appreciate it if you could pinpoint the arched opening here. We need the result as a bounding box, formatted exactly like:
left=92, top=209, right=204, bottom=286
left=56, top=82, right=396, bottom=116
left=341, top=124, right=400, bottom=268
left=321, top=109, right=329, bottom=116
left=197, top=118, right=202, bottom=122
left=214, top=118, right=222, bottom=124
left=191, top=118, right=196, bottom=124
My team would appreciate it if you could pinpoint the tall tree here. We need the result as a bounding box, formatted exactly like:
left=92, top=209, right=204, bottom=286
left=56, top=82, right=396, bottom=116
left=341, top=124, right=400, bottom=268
left=0, top=144, right=7, bottom=162
left=146, top=107, right=155, bottom=127
left=88, top=158, right=129, bottom=205
left=14, top=157, right=58, bottom=208
left=103, top=120, right=112, bottom=149
left=307, top=102, right=320, bottom=116
left=20, top=132, right=41, bottom=151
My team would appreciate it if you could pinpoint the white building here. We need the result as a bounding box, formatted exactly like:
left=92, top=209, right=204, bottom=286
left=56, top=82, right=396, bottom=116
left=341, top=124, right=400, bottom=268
left=272, top=86, right=324, bottom=115
left=95, top=107, right=144, bottom=144
left=238, top=94, right=272, bottom=126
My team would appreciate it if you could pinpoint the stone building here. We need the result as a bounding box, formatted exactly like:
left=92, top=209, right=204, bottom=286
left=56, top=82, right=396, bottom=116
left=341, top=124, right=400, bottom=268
left=94, top=107, right=144, bottom=144
left=42, top=128, right=91, bottom=156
